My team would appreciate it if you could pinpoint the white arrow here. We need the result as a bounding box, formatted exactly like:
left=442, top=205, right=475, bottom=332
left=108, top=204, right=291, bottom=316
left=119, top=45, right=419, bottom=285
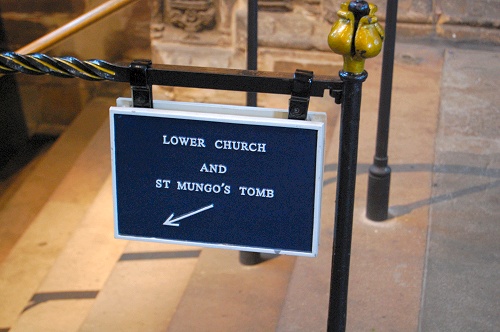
left=163, top=204, right=214, bottom=226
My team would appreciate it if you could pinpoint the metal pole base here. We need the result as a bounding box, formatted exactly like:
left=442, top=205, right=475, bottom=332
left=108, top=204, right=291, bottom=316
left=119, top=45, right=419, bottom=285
left=366, top=163, right=391, bottom=221
left=239, top=251, right=262, bottom=265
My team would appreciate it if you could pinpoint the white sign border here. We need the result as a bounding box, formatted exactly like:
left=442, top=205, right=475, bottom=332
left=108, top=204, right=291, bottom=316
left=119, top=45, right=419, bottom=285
left=110, top=100, right=325, bottom=257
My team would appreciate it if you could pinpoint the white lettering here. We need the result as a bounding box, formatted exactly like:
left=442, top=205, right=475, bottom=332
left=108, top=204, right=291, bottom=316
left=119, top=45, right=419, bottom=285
left=239, top=186, right=274, bottom=198
left=200, top=163, right=228, bottom=174
left=163, top=135, right=206, bottom=148
left=177, top=181, right=188, bottom=191
left=214, top=140, right=266, bottom=153
left=156, top=179, right=171, bottom=188
left=177, top=181, right=230, bottom=195
left=256, top=188, right=266, bottom=197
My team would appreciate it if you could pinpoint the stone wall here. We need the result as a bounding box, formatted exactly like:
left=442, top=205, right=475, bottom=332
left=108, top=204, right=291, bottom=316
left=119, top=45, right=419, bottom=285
left=0, top=0, right=151, bottom=136
left=149, top=0, right=499, bottom=106
left=150, top=0, right=500, bottom=52
left=361, top=0, right=500, bottom=42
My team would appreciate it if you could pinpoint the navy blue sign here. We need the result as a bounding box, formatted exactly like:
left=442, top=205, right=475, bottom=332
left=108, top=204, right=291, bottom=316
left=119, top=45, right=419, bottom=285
left=111, top=104, right=324, bottom=256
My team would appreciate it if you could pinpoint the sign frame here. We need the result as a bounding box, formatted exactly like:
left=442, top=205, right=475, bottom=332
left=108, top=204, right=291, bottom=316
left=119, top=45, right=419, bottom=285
left=110, top=99, right=325, bottom=257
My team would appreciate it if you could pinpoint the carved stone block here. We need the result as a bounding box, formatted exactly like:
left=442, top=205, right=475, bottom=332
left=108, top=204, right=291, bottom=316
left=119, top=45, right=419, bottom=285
left=167, top=0, right=217, bottom=32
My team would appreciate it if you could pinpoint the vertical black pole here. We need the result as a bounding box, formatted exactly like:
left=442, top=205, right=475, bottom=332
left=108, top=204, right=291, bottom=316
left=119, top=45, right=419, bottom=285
left=246, top=0, right=258, bottom=107
left=328, top=70, right=367, bottom=331
left=239, top=0, right=261, bottom=266
left=366, top=0, right=398, bottom=221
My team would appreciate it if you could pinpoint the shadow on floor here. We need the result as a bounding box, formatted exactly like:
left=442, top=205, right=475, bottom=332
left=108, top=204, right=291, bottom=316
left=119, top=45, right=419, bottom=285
left=323, top=161, right=500, bottom=218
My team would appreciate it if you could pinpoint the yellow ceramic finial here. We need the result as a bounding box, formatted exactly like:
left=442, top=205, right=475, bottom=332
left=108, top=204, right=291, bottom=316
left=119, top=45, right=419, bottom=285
left=328, top=1, right=384, bottom=75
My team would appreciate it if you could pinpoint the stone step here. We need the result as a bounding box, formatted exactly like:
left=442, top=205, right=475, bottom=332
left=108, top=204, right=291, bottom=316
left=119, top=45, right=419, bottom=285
left=0, top=98, right=113, bottom=330
left=167, top=249, right=296, bottom=332
left=6, top=173, right=200, bottom=331
left=1, top=96, right=203, bottom=331
left=0, top=98, right=109, bottom=264
left=8, top=175, right=124, bottom=332
left=78, top=241, right=201, bottom=331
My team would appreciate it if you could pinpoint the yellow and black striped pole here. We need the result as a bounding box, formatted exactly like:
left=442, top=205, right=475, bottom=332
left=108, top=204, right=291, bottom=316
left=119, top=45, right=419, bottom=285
left=0, top=52, right=129, bottom=82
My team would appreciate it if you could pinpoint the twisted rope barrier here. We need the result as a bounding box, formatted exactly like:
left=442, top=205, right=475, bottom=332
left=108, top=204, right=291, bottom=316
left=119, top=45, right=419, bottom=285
left=0, top=52, right=129, bottom=82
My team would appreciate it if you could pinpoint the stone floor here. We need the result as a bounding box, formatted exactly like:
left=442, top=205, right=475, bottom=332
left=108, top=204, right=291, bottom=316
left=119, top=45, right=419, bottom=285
left=0, top=40, right=498, bottom=331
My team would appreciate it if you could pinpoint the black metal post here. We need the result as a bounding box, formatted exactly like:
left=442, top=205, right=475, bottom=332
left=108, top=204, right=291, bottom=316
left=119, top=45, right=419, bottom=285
left=328, top=70, right=367, bottom=331
left=239, top=0, right=262, bottom=266
left=366, top=0, right=398, bottom=221
left=246, top=0, right=258, bottom=107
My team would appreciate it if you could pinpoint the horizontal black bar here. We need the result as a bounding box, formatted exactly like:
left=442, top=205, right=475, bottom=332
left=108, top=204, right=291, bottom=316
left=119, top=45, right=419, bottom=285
left=148, top=64, right=342, bottom=97
left=0, top=52, right=342, bottom=97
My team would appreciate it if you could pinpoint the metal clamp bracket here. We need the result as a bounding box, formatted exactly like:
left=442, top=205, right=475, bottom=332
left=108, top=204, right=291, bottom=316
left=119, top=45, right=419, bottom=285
left=288, top=69, right=314, bottom=120
left=330, top=88, right=343, bottom=105
left=130, top=59, right=153, bottom=108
